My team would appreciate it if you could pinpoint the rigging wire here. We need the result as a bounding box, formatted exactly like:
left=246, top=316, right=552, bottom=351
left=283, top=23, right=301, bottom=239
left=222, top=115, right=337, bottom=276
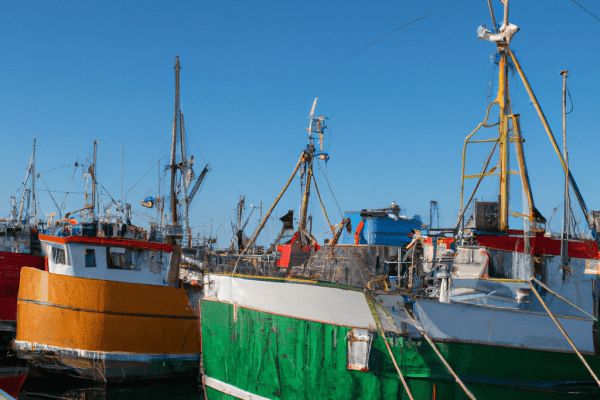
left=38, top=190, right=87, bottom=195
left=131, top=209, right=154, bottom=222
left=508, top=57, right=524, bottom=111
left=570, top=0, right=600, bottom=22
left=37, top=163, right=76, bottom=176
left=40, top=176, right=61, bottom=216
left=185, top=128, right=208, bottom=166
left=547, top=204, right=561, bottom=232
left=316, top=160, right=343, bottom=219
left=124, top=156, right=165, bottom=197
left=59, top=164, right=79, bottom=212
left=570, top=204, right=582, bottom=238
left=141, top=169, right=168, bottom=201
left=335, top=0, right=465, bottom=64
left=566, top=86, right=574, bottom=114
left=100, top=185, right=125, bottom=215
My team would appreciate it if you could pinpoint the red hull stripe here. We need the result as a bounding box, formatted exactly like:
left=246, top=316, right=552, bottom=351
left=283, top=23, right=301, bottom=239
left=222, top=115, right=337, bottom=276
left=39, top=235, right=173, bottom=252
left=477, top=233, right=599, bottom=260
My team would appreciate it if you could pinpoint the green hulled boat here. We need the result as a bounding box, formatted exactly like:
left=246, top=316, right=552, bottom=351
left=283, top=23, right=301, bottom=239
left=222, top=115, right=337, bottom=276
left=201, top=275, right=600, bottom=399
left=199, top=1, right=600, bottom=398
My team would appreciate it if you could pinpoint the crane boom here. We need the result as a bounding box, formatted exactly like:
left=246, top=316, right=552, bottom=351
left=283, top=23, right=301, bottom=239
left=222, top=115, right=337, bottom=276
left=186, top=164, right=210, bottom=206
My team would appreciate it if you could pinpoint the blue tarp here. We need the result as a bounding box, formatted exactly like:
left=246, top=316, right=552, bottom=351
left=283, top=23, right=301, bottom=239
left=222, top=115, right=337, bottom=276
left=339, top=210, right=423, bottom=246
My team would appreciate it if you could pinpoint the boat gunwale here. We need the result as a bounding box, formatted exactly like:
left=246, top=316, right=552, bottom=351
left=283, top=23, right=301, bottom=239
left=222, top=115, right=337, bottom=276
left=39, top=234, right=173, bottom=253
left=206, top=271, right=366, bottom=292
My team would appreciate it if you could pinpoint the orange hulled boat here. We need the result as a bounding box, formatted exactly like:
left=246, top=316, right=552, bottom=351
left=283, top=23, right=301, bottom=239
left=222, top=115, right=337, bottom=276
left=13, top=231, right=199, bottom=382
left=12, top=57, right=207, bottom=382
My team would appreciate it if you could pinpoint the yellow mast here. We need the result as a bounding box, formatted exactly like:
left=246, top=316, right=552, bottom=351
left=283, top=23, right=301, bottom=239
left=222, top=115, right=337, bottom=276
left=460, top=0, right=536, bottom=233
left=469, top=0, right=595, bottom=234
left=497, top=54, right=510, bottom=231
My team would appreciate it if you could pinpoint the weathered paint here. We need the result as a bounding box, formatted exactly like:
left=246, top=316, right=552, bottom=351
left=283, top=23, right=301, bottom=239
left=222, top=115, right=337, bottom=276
left=201, top=274, right=600, bottom=399
left=413, top=299, right=595, bottom=353
left=201, top=298, right=600, bottom=400
left=203, top=273, right=375, bottom=329
left=12, top=340, right=197, bottom=382
left=287, top=244, right=402, bottom=287
left=477, top=231, right=599, bottom=259
left=15, top=267, right=199, bottom=381
left=204, top=376, right=271, bottom=400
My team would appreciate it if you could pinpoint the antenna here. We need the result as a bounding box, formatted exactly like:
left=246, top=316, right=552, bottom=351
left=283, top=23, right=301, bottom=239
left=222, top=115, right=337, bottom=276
left=309, top=98, right=318, bottom=118
left=306, top=98, right=330, bottom=163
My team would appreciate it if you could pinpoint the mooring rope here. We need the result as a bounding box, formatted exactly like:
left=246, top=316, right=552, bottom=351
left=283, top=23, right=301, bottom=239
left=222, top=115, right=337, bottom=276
left=528, top=280, right=600, bottom=387
left=530, top=276, right=596, bottom=321
left=364, top=292, right=415, bottom=400
left=420, top=330, right=477, bottom=400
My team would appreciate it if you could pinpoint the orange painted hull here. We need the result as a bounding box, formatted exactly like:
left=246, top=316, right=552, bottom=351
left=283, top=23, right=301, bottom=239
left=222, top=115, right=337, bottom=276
left=14, top=267, right=199, bottom=381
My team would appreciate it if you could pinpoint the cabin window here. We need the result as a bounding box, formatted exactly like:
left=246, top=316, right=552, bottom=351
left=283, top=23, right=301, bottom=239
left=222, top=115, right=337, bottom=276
left=85, top=249, right=96, bottom=267
left=53, top=247, right=66, bottom=265
left=107, top=247, right=135, bottom=270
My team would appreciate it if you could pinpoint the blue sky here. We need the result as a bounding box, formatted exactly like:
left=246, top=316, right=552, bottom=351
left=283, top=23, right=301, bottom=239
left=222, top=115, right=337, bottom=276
left=1, top=0, right=599, bottom=246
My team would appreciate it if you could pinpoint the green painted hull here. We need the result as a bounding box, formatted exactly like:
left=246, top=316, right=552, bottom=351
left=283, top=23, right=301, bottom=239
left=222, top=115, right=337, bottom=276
left=201, top=300, right=600, bottom=399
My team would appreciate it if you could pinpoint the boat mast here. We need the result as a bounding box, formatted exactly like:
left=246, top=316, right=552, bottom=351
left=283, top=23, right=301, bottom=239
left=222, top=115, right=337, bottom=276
left=480, top=0, right=595, bottom=233
left=298, top=98, right=318, bottom=231
left=158, top=158, right=163, bottom=228
left=121, top=144, right=124, bottom=212
left=497, top=46, right=510, bottom=231
left=180, top=111, right=191, bottom=246
left=509, top=54, right=595, bottom=233
left=170, top=56, right=180, bottom=227
left=32, top=138, right=36, bottom=223
left=471, top=0, right=534, bottom=233
left=233, top=99, right=329, bottom=272
left=560, top=70, right=570, bottom=262
left=18, top=140, right=36, bottom=223
left=237, top=196, right=244, bottom=234
left=91, top=140, right=98, bottom=220
left=493, top=0, right=512, bottom=232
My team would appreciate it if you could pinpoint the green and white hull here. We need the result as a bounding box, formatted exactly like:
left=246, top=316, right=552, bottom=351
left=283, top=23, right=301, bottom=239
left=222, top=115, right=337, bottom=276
left=200, top=274, right=600, bottom=399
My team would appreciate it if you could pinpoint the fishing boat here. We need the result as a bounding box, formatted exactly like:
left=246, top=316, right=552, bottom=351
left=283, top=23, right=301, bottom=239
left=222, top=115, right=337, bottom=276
left=0, top=140, right=46, bottom=351
left=12, top=57, right=203, bottom=382
left=198, top=2, right=600, bottom=399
